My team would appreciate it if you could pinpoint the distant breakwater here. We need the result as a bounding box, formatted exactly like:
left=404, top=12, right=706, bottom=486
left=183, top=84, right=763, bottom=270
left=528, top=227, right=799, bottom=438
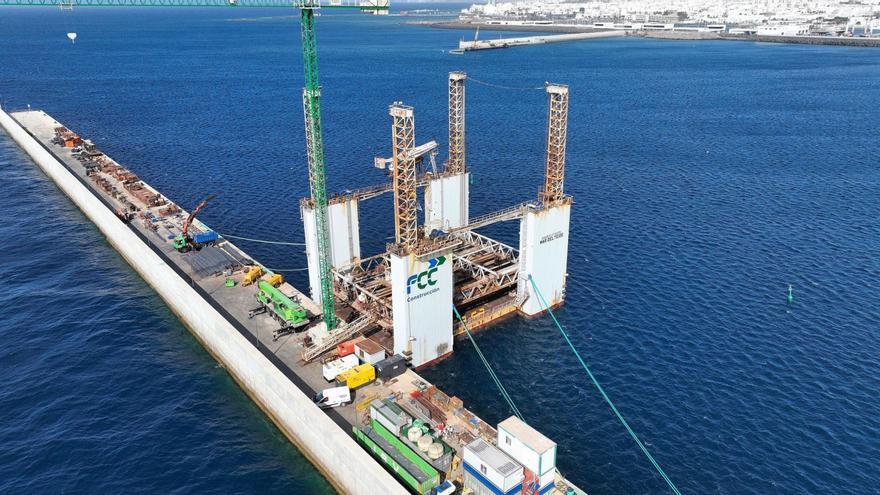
left=423, top=21, right=603, bottom=34
left=640, top=30, right=880, bottom=47
left=718, top=33, right=880, bottom=47
left=426, top=21, right=880, bottom=47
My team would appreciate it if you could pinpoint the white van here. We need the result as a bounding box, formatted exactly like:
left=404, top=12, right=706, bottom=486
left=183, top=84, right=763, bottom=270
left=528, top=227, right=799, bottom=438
left=434, top=480, right=456, bottom=495
left=313, top=386, right=351, bottom=409
left=321, top=354, right=359, bottom=381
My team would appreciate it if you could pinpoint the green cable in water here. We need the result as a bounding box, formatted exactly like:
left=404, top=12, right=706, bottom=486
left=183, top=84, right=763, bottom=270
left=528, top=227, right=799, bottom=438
left=452, top=305, right=524, bottom=421
left=528, top=276, right=683, bottom=495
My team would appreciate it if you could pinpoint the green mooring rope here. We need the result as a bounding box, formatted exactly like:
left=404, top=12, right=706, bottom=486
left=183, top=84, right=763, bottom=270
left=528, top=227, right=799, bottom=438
left=452, top=305, right=525, bottom=421
left=528, top=276, right=682, bottom=495
left=220, top=233, right=306, bottom=246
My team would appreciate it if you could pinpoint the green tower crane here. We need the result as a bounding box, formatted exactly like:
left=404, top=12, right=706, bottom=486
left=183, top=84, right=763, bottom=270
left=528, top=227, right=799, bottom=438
left=299, top=0, right=338, bottom=330
left=1, top=0, right=389, bottom=330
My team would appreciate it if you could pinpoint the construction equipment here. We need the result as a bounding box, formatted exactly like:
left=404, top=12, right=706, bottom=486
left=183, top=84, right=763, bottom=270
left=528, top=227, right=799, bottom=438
left=263, top=273, right=284, bottom=287
left=4, top=0, right=390, bottom=332
left=335, top=363, right=376, bottom=389
left=300, top=0, right=339, bottom=330
left=254, top=279, right=309, bottom=329
left=301, top=313, right=374, bottom=362
left=241, top=266, right=263, bottom=286
left=173, top=194, right=215, bottom=252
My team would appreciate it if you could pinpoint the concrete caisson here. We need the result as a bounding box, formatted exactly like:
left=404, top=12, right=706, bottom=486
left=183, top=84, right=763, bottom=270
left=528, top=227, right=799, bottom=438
left=424, top=172, right=469, bottom=233
left=302, top=197, right=361, bottom=306
left=517, top=203, right=571, bottom=315
left=390, top=249, right=454, bottom=368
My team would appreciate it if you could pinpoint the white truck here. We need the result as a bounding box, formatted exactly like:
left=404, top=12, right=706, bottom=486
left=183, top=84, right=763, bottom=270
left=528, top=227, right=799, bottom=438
left=313, top=386, right=351, bottom=409
left=321, top=354, right=359, bottom=381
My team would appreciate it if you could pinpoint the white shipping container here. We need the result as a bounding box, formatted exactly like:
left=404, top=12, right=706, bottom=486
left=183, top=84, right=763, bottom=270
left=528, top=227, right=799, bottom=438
left=497, top=416, right=557, bottom=476
left=354, top=339, right=386, bottom=365
left=321, top=354, right=359, bottom=381
left=463, top=439, right=523, bottom=493
left=539, top=469, right=555, bottom=489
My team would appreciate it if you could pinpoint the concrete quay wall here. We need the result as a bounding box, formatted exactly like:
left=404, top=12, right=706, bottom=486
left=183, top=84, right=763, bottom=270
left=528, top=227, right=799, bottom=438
left=0, top=106, right=407, bottom=495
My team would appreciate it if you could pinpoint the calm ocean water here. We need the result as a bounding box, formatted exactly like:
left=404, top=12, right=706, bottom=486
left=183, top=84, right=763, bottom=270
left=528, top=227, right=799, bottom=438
left=2, top=5, right=879, bottom=494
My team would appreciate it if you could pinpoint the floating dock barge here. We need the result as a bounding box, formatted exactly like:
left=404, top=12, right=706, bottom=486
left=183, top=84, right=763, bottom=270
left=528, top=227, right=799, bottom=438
left=300, top=73, right=574, bottom=373
left=1, top=90, right=585, bottom=493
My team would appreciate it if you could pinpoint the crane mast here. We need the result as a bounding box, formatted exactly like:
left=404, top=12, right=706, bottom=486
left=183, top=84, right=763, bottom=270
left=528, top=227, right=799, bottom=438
left=299, top=0, right=337, bottom=330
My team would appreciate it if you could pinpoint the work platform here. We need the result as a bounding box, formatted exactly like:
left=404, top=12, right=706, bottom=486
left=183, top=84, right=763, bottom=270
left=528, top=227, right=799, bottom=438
left=6, top=109, right=584, bottom=495
left=300, top=74, right=573, bottom=373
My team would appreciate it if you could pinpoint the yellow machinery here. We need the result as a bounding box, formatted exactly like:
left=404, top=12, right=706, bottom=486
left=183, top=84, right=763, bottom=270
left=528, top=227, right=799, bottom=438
left=242, top=266, right=263, bottom=286
left=263, top=273, right=284, bottom=287
left=336, top=364, right=375, bottom=390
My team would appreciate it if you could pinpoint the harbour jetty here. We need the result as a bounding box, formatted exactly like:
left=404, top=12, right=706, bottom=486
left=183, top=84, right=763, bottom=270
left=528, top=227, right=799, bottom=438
left=455, top=30, right=625, bottom=52
left=430, top=21, right=880, bottom=48
left=640, top=30, right=880, bottom=47
left=0, top=106, right=407, bottom=495
left=0, top=102, right=587, bottom=495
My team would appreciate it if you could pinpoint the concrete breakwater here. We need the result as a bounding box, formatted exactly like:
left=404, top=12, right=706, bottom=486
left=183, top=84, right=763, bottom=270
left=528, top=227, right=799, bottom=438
left=431, top=21, right=880, bottom=48
left=456, top=31, right=625, bottom=52
left=719, top=33, right=880, bottom=47
left=0, top=106, right=407, bottom=495
left=428, top=20, right=603, bottom=34
left=640, top=30, right=880, bottom=47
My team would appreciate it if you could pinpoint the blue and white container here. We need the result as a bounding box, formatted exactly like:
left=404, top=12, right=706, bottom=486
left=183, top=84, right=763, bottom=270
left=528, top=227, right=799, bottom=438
left=463, top=438, right=524, bottom=495
left=497, top=416, right=557, bottom=494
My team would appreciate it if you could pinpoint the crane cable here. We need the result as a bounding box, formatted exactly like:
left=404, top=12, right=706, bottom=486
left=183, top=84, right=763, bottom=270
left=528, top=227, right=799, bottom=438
left=528, top=275, right=683, bottom=495
left=467, top=76, right=546, bottom=92
left=264, top=267, right=309, bottom=273
left=452, top=305, right=525, bottom=421
left=219, top=233, right=306, bottom=246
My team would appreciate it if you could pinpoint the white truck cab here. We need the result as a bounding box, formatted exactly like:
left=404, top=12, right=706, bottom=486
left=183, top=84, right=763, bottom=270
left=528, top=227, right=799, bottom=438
left=434, top=480, right=456, bottom=495
left=322, top=354, right=359, bottom=381
left=313, top=386, right=351, bottom=409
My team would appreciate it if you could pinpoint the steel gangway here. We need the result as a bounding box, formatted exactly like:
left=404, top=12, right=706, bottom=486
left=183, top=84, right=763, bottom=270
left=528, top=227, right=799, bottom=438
left=301, top=313, right=375, bottom=362
left=453, top=201, right=537, bottom=233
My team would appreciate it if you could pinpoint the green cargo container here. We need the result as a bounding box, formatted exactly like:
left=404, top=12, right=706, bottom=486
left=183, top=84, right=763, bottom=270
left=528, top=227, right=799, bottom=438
left=353, top=419, right=440, bottom=494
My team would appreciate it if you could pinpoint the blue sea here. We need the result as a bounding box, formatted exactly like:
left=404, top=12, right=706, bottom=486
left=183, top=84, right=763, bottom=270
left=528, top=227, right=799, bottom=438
left=2, top=5, right=879, bottom=494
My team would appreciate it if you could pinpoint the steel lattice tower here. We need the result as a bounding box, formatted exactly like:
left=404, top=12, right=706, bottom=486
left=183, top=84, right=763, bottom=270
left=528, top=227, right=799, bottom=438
left=300, top=0, right=338, bottom=329
left=447, top=71, right=467, bottom=175
left=541, top=84, right=570, bottom=205
left=390, top=104, right=419, bottom=251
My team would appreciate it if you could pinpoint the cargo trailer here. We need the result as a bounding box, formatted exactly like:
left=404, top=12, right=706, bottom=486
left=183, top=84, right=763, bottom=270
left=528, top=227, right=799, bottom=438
left=192, top=230, right=219, bottom=245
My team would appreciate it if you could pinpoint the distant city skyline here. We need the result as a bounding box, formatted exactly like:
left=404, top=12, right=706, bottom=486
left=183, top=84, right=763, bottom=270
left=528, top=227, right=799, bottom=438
left=457, top=0, right=880, bottom=26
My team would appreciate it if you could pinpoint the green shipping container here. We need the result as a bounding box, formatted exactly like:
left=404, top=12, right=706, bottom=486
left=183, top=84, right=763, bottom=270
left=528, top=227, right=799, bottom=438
left=353, top=419, right=440, bottom=494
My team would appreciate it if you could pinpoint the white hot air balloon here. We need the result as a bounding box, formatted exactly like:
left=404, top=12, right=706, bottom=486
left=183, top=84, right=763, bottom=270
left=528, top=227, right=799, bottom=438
left=67, top=32, right=77, bottom=43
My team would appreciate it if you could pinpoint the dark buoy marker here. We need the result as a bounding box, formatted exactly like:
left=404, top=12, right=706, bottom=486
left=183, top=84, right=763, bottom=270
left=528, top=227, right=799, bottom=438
left=787, top=284, right=794, bottom=304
